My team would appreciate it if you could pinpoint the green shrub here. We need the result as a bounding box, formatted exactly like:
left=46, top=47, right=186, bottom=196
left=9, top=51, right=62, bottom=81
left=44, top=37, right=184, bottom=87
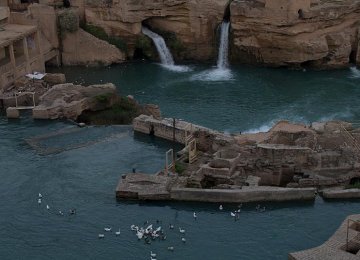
left=175, top=163, right=186, bottom=175
left=95, top=93, right=112, bottom=103
left=59, top=10, right=79, bottom=33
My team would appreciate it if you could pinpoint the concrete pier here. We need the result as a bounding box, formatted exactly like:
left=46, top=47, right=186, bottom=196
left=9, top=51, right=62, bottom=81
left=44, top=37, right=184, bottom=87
left=289, top=214, right=360, bottom=260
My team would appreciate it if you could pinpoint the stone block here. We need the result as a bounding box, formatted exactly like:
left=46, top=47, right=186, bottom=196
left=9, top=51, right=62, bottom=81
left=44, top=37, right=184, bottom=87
left=6, top=107, right=19, bottom=119
left=43, top=73, right=66, bottom=85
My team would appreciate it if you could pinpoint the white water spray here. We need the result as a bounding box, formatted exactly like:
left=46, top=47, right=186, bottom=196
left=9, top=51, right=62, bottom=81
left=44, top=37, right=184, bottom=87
left=350, top=66, right=360, bottom=78
left=142, top=26, right=174, bottom=65
left=141, top=26, right=190, bottom=72
left=217, top=22, right=230, bottom=69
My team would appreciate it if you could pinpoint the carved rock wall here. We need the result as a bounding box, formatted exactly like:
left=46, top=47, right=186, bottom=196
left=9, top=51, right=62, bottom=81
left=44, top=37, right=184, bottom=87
left=230, top=0, right=360, bottom=68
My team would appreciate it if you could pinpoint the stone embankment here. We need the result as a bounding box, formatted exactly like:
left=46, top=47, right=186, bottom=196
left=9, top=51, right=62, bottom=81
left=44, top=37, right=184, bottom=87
left=289, top=214, right=360, bottom=259
left=117, top=116, right=360, bottom=203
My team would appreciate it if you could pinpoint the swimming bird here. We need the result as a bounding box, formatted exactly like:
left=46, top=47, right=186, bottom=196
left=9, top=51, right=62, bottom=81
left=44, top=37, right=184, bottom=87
left=150, top=257, right=156, bottom=260
left=193, top=212, right=197, bottom=220
left=115, top=229, right=120, bottom=236
left=69, top=209, right=76, bottom=215
left=98, top=234, right=104, bottom=238
left=230, top=212, right=236, bottom=217
left=179, top=227, right=185, bottom=234
left=58, top=210, right=64, bottom=216
left=256, top=204, right=261, bottom=211
left=38, top=193, right=43, bottom=198
left=104, top=227, right=111, bottom=232
left=219, top=205, right=223, bottom=210
left=46, top=205, right=50, bottom=210
left=169, top=224, right=174, bottom=229
left=38, top=198, right=42, bottom=204
left=181, top=237, right=186, bottom=243
left=168, top=246, right=174, bottom=251
left=237, top=209, right=241, bottom=213
left=150, top=251, right=156, bottom=257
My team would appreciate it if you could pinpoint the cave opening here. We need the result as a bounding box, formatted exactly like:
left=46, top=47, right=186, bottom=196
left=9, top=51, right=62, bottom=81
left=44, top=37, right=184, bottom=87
left=349, top=50, right=357, bottom=64
left=223, top=3, right=231, bottom=22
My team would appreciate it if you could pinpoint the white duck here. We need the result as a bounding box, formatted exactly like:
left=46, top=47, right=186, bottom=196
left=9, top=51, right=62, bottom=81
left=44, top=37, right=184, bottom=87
left=219, top=205, right=223, bottom=210
left=181, top=237, right=186, bottom=243
left=150, top=257, right=156, bottom=260
left=150, top=251, right=156, bottom=257
left=168, top=246, right=174, bottom=251
left=115, top=229, right=121, bottom=236
left=46, top=205, right=50, bottom=210
left=193, top=212, right=197, bottom=219
left=98, top=234, right=105, bottom=238
left=104, top=227, right=111, bottom=232
left=38, top=199, right=42, bottom=204
left=230, top=212, right=236, bottom=217
left=38, top=193, right=43, bottom=198
left=179, top=227, right=185, bottom=234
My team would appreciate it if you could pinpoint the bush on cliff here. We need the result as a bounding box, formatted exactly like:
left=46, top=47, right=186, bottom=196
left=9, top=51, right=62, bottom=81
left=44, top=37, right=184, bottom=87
left=59, top=10, right=79, bottom=33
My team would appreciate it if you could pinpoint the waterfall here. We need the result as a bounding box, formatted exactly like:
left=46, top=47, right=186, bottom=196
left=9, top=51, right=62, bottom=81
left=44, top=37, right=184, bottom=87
left=217, top=22, right=230, bottom=69
left=141, top=26, right=174, bottom=66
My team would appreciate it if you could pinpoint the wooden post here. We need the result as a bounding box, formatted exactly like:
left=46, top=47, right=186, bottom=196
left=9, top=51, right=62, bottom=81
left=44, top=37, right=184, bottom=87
left=172, top=118, right=176, bottom=174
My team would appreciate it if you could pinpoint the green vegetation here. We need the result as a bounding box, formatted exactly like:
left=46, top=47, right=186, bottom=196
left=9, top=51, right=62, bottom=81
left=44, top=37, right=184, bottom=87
left=58, top=10, right=79, bottom=33
left=82, top=24, right=127, bottom=53
left=78, top=96, right=140, bottom=125
left=346, top=181, right=360, bottom=189
left=135, top=35, right=155, bottom=59
left=175, top=162, right=186, bottom=175
left=95, top=93, right=113, bottom=103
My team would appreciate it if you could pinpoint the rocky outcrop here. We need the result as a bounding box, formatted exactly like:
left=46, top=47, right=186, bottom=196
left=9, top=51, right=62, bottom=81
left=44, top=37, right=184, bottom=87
left=62, top=28, right=125, bottom=66
left=33, top=83, right=117, bottom=120
left=230, top=0, right=360, bottom=68
left=84, top=0, right=229, bottom=61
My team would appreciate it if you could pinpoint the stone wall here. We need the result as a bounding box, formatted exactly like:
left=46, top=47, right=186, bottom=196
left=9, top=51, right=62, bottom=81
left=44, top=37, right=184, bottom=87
left=170, top=186, right=316, bottom=203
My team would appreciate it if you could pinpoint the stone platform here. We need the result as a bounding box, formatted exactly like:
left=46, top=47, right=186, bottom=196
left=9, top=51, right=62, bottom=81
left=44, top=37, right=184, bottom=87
left=289, top=214, right=360, bottom=260
left=116, top=173, right=316, bottom=203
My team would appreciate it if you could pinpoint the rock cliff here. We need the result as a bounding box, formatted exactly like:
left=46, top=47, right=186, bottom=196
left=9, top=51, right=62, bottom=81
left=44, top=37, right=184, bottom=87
left=84, top=0, right=229, bottom=61
left=230, top=0, right=360, bottom=68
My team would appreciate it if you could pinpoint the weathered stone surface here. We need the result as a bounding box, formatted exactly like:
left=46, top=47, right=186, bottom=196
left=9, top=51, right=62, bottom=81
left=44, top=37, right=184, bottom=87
left=33, top=83, right=117, bottom=120
left=43, top=73, right=66, bottom=85
left=323, top=188, right=360, bottom=199
left=230, top=0, right=360, bottom=68
left=6, top=107, right=19, bottom=119
left=84, top=0, right=229, bottom=61
left=62, top=28, right=125, bottom=66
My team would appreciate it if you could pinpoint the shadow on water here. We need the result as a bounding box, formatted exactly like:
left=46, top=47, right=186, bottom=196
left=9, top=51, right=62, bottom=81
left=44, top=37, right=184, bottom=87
left=133, top=131, right=184, bottom=152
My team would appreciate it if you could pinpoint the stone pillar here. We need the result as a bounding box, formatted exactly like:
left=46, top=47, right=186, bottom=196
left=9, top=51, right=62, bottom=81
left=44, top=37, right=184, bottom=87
left=35, top=30, right=45, bottom=72
left=23, top=37, right=31, bottom=73
left=9, top=44, right=15, bottom=68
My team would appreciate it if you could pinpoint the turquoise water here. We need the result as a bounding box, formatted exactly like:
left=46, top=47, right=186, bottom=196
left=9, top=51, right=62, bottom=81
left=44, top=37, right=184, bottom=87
left=1, top=63, right=360, bottom=259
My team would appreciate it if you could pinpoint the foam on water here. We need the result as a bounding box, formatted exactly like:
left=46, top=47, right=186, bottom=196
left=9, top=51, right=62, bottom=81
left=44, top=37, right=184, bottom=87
left=349, top=66, right=360, bottom=78
left=159, top=64, right=192, bottom=72
left=190, top=68, right=234, bottom=81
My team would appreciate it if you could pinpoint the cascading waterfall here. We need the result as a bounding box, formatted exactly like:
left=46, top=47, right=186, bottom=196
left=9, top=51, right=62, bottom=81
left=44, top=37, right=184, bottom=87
left=217, top=21, right=230, bottom=69
left=141, top=26, right=175, bottom=66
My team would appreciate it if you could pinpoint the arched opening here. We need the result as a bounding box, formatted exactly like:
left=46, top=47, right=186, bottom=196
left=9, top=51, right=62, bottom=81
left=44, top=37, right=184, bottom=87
left=349, top=50, right=357, bottom=64
left=223, top=3, right=231, bottom=22
left=149, top=125, right=155, bottom=136
left=298, top=9, right=304, bottom=19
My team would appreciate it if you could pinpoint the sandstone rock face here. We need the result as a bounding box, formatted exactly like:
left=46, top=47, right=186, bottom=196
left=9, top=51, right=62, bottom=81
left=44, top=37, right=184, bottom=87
left=230, top=0, right=360, bottom=68
left=33, top=83, right=117, bottom=120
left=84, top=0, right=229, bottom=61
left=62, top=28, right=125, bottom=66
